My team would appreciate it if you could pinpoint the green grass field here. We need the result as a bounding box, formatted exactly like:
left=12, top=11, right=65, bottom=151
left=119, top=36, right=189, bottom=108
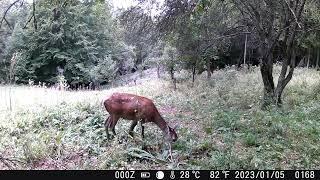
left=0, top=66, right=320, bottom=170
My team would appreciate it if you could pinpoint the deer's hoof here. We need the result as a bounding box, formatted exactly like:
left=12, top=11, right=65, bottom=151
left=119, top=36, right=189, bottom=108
left=118, top=135, right=128, bottom=144
left=106, top=134, right=116, bottom=141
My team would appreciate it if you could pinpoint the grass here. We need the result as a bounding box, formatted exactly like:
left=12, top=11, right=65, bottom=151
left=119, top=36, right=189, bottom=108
left=0, top=66, right=320, bottom=170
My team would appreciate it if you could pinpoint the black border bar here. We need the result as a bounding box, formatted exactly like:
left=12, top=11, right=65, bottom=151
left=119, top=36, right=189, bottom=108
left=0, top=170, right=319, bottom=180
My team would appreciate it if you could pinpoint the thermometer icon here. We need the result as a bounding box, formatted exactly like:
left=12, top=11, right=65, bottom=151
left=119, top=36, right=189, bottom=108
left=170, top=171, right=175, bottom=179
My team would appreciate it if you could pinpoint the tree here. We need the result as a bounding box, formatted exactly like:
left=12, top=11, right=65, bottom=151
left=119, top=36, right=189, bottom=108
left=193, top=0, right=238, bottom=78
left=158, top=0, right=199, bottom=84
left=0, top=0, right=28, bottom=82
left=301, top=0, right=320, bottom=69
left=232, top=0, right=307, bottom=107
left=162, top=44, right=179, bottom=90
left=3, top=0, right=120, bottom=87
left=118, top=5, right=158, bottom=72
left=158, top=0, right=239, bottom=83
left=145, top=40, right=165, bottom=78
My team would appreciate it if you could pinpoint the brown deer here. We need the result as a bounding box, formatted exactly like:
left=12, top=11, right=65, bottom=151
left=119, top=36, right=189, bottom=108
left=103, top=93, right=178, bottom=143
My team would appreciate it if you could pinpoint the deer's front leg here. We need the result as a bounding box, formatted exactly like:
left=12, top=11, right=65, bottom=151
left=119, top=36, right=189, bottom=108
left=129, top=121, right=137, bottom=137
left=141, top=122, right=145, bottom=139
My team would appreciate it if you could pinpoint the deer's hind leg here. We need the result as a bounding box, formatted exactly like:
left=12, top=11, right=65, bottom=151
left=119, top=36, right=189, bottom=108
left=104, top=116, right=111, bottom=140
left=110, top=115, right=120, bottom=136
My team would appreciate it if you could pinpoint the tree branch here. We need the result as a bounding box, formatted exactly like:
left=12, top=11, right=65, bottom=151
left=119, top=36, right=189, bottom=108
left=0, top=0, right=22, bottom=29
left=32, top=0, right=37, bottom=30
left=203, top=31, right=251, bottom=52
left=3, top=17, right=12, bottom=30
left=23, top=15, right=34, bottom=29
left=266, top=23, right=295, bottom=59
left=284, top=0, right=302, bottom=28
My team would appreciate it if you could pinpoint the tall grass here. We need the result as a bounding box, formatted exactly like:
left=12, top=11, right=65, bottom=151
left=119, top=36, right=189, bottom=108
left=0, top=66, right=319, bottom=169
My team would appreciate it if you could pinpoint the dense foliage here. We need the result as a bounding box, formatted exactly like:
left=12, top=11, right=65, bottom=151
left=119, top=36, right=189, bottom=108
left=1, top=0, right=126, bottom=87
left=1, top=0, right=319, bottom=92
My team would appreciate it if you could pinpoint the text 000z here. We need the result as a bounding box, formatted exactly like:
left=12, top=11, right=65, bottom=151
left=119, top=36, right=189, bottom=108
left=235, top=171, right=285, bottom=179
left=114, top=171, right=135, bottom=179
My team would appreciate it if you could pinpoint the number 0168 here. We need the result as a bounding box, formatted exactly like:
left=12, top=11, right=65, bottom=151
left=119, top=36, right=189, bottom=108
left=295, top=171, right=314, bottom=179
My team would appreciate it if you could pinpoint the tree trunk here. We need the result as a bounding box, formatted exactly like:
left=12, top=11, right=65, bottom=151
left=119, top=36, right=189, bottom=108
left=316, top=48, right=320, bottom=70
left=192, top=65, right=196, bottom=85
left=275, top=64, right=295, bottom=106
left=275, top=64, right=292, bottom=105
left=237, top=56, right=242, bottom=70
left=307, top=49, right=310, bottom=68
left=206, top=60, right=211, bottom=79
left=248, top=49, right=252, bottom=70
left=297, top=56, right=305, bottom=67
left=173, top=78, right=177, bottom=90
left=33, top=0, right=37, bottom=30
left=170, top=68, right=176, bottom=90
left=243, top=33, right=248, bottom=67
left=157, top=64, right=160, bottom=78
left=135, top=45, right=143, bottom=66
left=275, top=47, right=296, bottom=106
left=260, top=55, right=275, bottom=108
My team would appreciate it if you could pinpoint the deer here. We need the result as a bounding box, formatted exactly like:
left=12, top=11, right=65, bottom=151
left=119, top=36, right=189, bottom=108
left=103, top=93, right=178, bottom=144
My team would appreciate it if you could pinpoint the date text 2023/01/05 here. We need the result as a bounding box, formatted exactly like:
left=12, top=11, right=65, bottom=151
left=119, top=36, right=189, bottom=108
left=113, top=170, right=318, bottom=179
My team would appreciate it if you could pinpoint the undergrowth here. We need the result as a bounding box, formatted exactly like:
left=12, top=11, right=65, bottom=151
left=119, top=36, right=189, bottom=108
left=0, top=66, right=319, bottom=169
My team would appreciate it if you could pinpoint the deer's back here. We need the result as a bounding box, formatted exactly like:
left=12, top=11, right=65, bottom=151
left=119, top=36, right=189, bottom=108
left=104, top=93, right=159, bottom=121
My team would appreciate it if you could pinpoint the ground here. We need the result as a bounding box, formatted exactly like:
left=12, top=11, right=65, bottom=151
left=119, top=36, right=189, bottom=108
left=0, top=66, right=320, bottom=170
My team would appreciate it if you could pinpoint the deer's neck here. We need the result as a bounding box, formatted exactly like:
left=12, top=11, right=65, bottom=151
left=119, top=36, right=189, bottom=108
left=154, top=115, right=169, bottom=134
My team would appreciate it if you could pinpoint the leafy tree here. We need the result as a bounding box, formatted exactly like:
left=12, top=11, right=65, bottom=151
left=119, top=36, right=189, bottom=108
left=193, top=0, right=238, bottom=78
left=162, top=44, right=179, bottom=90
left=145, top=40, right=165, bottom=78
left=0, top=0, right=29, bottom=82
left=4, top=0, right=120, bottom=87
left=158, top=0, right=238, bottom=83
left=301, top=0, right=320, bottom=69
left=118, top=5, right=158, bottom=72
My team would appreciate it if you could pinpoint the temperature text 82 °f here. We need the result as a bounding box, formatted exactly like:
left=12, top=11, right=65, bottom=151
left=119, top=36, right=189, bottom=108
left=180, top=171, right=201, bottom=179
left=210, top=171, right=231, bottom=179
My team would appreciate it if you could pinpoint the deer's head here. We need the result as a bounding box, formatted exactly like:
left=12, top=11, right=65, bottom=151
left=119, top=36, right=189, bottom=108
left=166, top=125, right=178, bottom=142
